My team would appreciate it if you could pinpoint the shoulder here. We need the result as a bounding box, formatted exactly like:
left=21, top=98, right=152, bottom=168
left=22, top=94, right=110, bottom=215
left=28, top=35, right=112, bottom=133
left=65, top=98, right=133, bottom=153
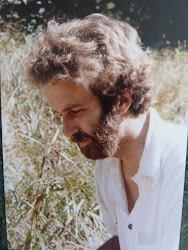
left=159, top=121, right=187, bottom=186
left=151, top=108, right=187, bottom=151
left=160, top=121, right=187, bottom=160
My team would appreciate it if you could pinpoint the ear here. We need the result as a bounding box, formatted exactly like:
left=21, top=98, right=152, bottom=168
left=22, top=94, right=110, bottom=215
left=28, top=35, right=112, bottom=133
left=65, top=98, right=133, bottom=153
left=113, top=89, right=132, bottom=116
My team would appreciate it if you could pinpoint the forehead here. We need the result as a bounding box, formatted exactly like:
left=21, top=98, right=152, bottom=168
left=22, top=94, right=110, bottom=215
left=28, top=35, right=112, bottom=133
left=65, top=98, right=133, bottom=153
left=44, top=79, right=101, bottom=112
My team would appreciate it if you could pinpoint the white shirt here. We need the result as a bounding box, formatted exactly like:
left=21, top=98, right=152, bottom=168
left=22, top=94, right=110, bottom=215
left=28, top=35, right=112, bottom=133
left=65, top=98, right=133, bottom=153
left=95, top=108, right=187, bottom=250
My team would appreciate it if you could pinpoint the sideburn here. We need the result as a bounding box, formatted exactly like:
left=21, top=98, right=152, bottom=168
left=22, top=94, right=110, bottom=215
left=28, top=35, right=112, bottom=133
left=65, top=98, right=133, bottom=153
left=90, top=86, right=117, bottom=116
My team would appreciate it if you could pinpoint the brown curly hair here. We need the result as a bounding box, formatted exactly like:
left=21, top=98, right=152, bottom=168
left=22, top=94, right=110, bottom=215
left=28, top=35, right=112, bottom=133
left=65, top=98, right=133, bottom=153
left=27, top=13, right=153, bottom=115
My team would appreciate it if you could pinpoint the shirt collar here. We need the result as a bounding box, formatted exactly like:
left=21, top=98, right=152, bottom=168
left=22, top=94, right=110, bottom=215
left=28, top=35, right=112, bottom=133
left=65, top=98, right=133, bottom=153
left=131, top=108, right=162, bottom=188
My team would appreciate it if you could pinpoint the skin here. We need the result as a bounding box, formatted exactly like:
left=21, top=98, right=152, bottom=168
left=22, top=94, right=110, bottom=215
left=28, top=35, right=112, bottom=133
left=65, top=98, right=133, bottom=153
left=44, top=78, right=150, bottom=213
left=44, top=79, right=103, bottom=146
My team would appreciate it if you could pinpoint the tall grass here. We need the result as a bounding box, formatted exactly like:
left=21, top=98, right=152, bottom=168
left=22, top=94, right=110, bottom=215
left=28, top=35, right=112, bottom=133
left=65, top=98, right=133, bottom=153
left=151, top=49, right=188, bottom=123
left=1, top=31, right=188, bottom=249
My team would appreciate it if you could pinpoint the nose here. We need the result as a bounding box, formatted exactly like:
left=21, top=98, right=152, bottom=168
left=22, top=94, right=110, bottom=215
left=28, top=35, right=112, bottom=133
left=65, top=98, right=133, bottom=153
left=62, top=118, right=79, bottom=139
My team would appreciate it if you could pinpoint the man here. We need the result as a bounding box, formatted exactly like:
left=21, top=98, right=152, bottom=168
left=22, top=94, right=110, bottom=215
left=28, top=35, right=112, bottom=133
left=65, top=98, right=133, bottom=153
left=27, top=13, right=187, bottom=249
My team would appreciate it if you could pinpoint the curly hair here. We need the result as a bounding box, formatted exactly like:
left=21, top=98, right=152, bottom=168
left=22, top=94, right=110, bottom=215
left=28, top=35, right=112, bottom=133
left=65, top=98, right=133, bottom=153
left=27, top=13, right=153, bottom=115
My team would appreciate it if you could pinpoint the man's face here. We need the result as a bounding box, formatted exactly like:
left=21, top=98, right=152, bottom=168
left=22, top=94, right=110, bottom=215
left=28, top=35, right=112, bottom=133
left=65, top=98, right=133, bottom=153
left=44, top=79, right=121, bottom=160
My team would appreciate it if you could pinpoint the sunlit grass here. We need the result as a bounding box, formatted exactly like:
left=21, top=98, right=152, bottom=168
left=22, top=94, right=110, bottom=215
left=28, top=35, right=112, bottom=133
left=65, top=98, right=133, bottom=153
left=151, top=49, right=188, bottom=123
left=1, top=31, right=188, bottom=249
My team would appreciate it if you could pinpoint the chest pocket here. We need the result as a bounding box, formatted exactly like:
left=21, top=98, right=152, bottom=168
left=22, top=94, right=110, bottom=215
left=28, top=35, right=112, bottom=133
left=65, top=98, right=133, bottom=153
left=136, top=232, right=160, bottom=250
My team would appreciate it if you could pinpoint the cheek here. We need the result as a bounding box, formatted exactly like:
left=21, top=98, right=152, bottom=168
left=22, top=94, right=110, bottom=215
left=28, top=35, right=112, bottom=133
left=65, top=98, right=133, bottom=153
left=89, top=116, right=104, bottom=134
left=93, top=106, right=103, bottom=119
left=78, top=117, right=100, bottom=136
left=83, top=108, right=103, bottom=124
left=76, top=105, right=103, bottom=134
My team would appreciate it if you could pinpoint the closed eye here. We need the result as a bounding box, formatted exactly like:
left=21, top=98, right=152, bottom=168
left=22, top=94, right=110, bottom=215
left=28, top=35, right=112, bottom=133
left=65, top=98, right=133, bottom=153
left=70, top=109, right=83, bottom=115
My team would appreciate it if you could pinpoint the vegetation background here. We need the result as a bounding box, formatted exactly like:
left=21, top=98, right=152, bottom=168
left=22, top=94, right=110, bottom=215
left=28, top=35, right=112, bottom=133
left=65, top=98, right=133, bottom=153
left=1, top=0, right=188, bottom=249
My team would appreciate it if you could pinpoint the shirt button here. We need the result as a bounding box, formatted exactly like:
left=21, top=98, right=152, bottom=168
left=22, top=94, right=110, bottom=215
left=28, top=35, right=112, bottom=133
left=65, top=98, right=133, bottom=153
left=128, top=224, right=133, bottom=230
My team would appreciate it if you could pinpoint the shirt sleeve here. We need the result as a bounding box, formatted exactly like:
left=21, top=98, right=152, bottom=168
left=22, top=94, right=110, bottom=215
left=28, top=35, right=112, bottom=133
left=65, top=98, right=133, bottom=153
left=160, top=137, right=186, bottom=250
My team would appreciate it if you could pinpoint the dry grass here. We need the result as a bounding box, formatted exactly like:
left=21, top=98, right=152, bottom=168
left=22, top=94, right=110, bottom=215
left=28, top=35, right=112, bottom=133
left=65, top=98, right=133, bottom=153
left=1, top=31, right=188, bottom=249
left=151, top=49, right=188, bottom=124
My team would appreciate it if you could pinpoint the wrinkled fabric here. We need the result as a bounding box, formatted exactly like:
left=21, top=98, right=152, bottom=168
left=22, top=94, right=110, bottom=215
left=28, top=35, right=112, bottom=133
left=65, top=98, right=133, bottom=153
left=95, top=108, right=187, bottom=250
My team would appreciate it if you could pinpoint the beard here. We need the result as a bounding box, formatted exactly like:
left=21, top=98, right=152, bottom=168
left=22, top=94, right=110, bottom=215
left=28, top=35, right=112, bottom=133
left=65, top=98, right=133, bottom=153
left=71, top=111, right=122, bottom=160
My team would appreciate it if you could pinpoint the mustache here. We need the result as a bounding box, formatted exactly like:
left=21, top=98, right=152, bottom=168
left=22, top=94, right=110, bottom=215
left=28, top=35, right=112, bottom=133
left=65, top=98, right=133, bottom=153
left=71, top=132, right=93, bottom=144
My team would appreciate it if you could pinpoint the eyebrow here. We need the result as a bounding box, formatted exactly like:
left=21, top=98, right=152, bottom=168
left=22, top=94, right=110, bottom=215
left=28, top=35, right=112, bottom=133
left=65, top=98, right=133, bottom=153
left=52, top=104, right=82, bottom=114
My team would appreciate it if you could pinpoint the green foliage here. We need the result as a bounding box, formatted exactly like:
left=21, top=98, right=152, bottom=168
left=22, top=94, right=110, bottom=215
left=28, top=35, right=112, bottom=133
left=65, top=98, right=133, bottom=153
left=0, top=0, right=53, bottom=33
left=1, top=0, right=188, bottom=45
left=0, top=0, right=151, bottom=34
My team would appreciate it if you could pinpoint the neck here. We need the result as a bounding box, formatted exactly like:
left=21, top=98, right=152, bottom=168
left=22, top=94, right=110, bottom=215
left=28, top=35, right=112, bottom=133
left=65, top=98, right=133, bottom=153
left=115, top=110, right=150, bottom=179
